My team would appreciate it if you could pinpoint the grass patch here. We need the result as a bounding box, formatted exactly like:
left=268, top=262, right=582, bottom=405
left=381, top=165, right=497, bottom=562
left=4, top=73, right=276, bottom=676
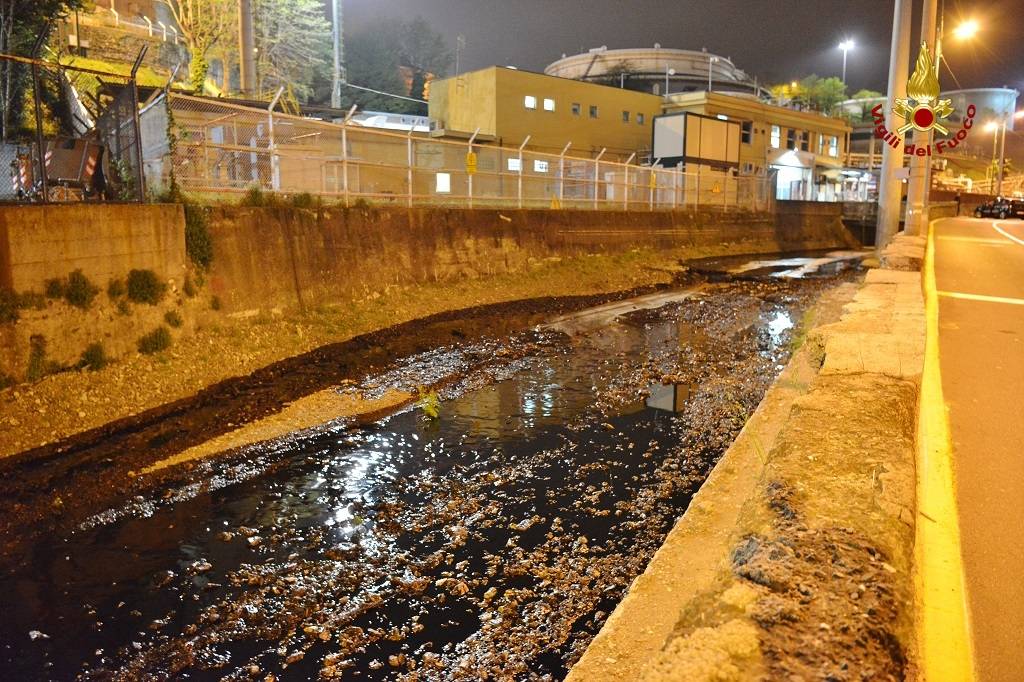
left=78, top=342, right=108, bottom=371
left=164, top=310, right=184, bottom=328
left=126, top=269, right=167, bottom=305
left=138, top=326, right=172, bottom=354
left=26, top=335, right=61, bottom=381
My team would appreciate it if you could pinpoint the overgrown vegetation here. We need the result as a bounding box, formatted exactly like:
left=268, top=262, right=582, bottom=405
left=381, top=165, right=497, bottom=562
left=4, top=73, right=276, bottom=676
left=138, top=326, right=173, bottom=354
left=126, top=270, right=167, bottom=305
left=26, top=335, right=60, bottom=382
left=417, top=386, right=441, bottom=420
left=0, top=289, right=18, bottom=324
left=184, top=204, right=214, bottom=269
left=78, top=342, right=108, bottom=372
left=108, top=278, right=126, bottom=299
left=164, top=310, right=184, bottom=328
left=45, top=278, right=64, bottom=299
left=64, top=270, right=100, bottom=309
left=183, top=276, right=197, bottom=298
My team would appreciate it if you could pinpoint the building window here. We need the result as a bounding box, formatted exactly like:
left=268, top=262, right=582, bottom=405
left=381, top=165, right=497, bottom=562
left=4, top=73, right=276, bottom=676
left=786, top=128, right=796, bottom=150
left=622, top=110, right=630, bottom=123
left=741, top=121, right=753, bottom=144
left=829, top=135, right=839, bottom=157
left=543, top=98, right=555, bottom=112
left=534, top=159, right=549, bottom=173
left=572, top=102, right=581, bottom=116
left=800, top=131, right=810, bottom=152
left=524, top=95, right=537, bottom=110
left=589, top=105, right=599, bottom=119
left=770, top=125, right=781, bottom=149
left=817, top=133, right=825, bottom=154
left=637, top=113, right=645, bottom=125
left=507, top=157, right=522, bottom=172
left=435, top=172, right=451, bottom=194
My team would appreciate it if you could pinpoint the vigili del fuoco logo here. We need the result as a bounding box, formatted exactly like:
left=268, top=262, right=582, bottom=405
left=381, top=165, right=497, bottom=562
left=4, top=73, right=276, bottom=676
left=871, top=41, right=976, bottom=157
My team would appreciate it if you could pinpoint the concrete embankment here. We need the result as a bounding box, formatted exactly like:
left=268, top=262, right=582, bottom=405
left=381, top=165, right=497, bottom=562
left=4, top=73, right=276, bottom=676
left=568, top=234, right=927, bottom=680
left=0, top=202, right=856, bottom=458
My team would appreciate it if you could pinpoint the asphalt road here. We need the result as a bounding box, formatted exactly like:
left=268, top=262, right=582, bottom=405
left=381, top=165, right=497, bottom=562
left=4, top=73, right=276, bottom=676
left=933, top=216, right=1024, bottom=682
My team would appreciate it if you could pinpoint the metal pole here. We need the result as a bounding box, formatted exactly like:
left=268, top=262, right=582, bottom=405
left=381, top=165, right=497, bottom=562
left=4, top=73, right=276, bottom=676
left=650, top=158, right=660, bottom=210
left=467, top=126, right=479, bottom=208
left=876, top=0, right=913, bottom=249
left=904, top=0, right=938, bottom=236
left=842, top=49, right=848, bottom=84
left=623, top=152, right=635, bottom=211
left=239, top=0, right=256, bottom=97
left=330, top=0, right=342, bottom=108
left=407, top=129, right=414, bottom=208
left=342, top=104, right=355, bottom=205
left=517, top=135, right=530, bottom=209
left=558, top=141, right=571, bottom=208
left=997, top=120, right=1007, bottom=196
left=593, top=148, right=606, bottom=210
left=129, top=47, right=148, bottom=202
left=268, top=86, right=283, bottom=191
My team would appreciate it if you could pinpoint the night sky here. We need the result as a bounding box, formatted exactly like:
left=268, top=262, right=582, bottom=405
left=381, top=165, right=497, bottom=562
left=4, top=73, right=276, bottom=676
left=344, top=0, right=1024, bottom=95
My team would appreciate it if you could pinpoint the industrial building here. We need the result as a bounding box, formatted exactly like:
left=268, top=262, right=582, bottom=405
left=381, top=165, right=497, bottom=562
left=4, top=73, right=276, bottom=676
left=428, top=66, right=664, bottom=160
left=545, top=46, right=765, bottom=97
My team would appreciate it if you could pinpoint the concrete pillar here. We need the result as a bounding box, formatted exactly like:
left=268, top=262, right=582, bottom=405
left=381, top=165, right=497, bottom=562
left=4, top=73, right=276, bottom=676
left=876, top=0, right=913, bottom=249
left=238, top=0, right=256, bottom=97
left=905, top=0, right=939, bottom=236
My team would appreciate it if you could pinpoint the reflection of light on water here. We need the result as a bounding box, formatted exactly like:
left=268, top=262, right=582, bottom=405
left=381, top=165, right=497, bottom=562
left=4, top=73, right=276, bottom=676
left=767, top=311, right=794, bottom=345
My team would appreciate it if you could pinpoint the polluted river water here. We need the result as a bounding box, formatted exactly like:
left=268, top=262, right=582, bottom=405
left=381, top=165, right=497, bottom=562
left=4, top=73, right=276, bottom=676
left=0, top=252, right=864, bottom=681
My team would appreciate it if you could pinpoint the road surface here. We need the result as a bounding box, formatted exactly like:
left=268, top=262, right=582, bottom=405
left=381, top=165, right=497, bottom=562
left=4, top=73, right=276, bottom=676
left=933, top=216, right=1024, bottom=682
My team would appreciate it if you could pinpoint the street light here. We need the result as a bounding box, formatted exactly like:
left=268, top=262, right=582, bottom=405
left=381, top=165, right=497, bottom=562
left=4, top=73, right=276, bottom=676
left=838, top=39, right=855, bottom=84
left=664, top=67, right=675, bottom=97
left=707, top=56, right=719, bottom=92
left=952, top=19, right=979, bottom=41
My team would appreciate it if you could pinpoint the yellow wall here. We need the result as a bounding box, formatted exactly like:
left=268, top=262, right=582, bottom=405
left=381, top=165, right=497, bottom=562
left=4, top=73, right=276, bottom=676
left=665, top=92, right=852, bottom=174
left=429, top=67, right=664, bottom=160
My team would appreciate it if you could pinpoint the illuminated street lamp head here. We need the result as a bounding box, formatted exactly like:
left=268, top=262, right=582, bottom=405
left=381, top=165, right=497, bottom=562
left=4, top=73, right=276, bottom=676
left=838, top=39, right=855, bottom=52
left=984, top=121, right=998, bottom=133
left=1015, top=110, right=1024, bottom=120
left=952, top=19, right=980, bottom=41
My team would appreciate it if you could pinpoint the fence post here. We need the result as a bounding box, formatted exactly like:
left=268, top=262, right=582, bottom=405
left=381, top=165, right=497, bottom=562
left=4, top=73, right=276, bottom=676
left=342, top=104, right=356, bottom=206
left=407, top=129, right=414, bottom=208
left=143, top=16, right=153, bottom=36
left=267, top=87, right=283, bottom=192
left=467, top=127, right=479, bottom=209
left=673, top=163, right=680, bottom=209
left=623, top=152, right=635, bottom=211
left=558, top=141, right=571, bottom=209
left=593, top=147, right=606, bottom=210
left=650, top=158, right=660, bottom=211
left=517, top=135, right=530, bottom=209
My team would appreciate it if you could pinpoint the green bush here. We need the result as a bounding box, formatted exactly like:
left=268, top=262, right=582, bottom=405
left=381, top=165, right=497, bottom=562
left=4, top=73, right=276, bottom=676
left=241, top=185, right=268, bottom=207
left=138, top=326, right=172, bottom=354
left=164, top=310, right=184, bottom=328
left=64, top=269, right=99, bottom=309
left=183, top=275, right=197, bottom=298
left=0, top=289, right=17, bottom=324
left=107, top=278, right=126, bottom=299
left=184, top=203, right=213, bottom=269
left=126, top=269, right=167, bottom=305
left=291, top=192, right=316, bottom=209
left=78, top=342, right=108, bottom=371
left=45, top=278, right=65, bottom=299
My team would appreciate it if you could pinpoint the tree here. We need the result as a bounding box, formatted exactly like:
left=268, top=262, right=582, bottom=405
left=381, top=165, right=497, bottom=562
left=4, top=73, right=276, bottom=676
left=397, top=17, right=452, bottom=104
left=252, top=0, right=330, bottom=102
left=165, top=0, right=233, bottom=91
left=0, top=0, right=83, bottom=140
left=770, top=75, right=848, bottom=114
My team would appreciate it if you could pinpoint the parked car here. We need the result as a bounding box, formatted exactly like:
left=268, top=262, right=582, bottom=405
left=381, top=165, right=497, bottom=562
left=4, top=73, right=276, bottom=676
left=975, top=198, right=1024, bottom=219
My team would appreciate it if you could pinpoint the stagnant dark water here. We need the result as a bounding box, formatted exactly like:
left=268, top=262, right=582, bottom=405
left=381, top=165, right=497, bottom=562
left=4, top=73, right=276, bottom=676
left=0, top=259, right=859, bottom=681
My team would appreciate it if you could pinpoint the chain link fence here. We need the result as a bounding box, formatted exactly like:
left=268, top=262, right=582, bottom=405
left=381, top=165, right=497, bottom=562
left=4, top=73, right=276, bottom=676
left=143, top=93, right=774, bottom=212
left=0, top=52, right=146, bottom=203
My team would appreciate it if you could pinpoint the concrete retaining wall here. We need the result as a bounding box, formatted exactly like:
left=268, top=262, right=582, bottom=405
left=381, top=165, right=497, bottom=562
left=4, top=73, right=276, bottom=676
left=206, top=203, right=857, bottom=314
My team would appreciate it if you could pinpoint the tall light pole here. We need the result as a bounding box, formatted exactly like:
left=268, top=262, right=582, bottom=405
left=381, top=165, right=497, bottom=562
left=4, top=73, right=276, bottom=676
left=707, top=56, right=719, bottom=92
left=330, top=0, right=346, bottom=109
left=664, top=67, right=675, bottom=97
left=238, top=0, right=255, bottom=97
left=876, top=0, right=912, bottom=249
left=838, top=39, right=855, bottom=84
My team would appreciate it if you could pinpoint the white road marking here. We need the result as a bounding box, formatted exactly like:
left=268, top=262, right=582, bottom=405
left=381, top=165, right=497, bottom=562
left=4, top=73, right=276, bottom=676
left=992, top=220, right=1024, bottom=247
left=938, top=290, right=1024, bottom=306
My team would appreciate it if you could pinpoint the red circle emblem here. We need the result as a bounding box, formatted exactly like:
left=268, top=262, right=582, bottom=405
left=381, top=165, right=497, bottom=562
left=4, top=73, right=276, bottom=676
left=913, top=107, right=935, bottom=129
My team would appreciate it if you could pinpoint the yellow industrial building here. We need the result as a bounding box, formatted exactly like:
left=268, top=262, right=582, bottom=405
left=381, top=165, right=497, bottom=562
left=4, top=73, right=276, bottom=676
left=428, top=66, right=664, bottom=161
left=662, top=92, right=858, bottom=201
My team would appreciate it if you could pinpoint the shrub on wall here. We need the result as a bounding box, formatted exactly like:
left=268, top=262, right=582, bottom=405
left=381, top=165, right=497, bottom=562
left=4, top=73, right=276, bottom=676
left=126, top=269, right=167, bottom=305
left=0, top=289, right=17, bottom=324
left=64, top=270, right=99, bottom=310
left=164, top=310, right=183, bottom=328
left=78, top=342, right=108, bottom=371
left=107, top=278, right=126, bottom=299
left=26, top=335, right=57, bottom=381
left=184, top=204, right=213, bottom=269
left=45, top=278, right=64, bottom=299
left=138, top=326, right=172, bottom=354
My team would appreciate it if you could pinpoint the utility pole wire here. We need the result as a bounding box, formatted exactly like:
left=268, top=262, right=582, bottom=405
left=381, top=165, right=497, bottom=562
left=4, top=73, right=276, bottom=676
left=341, top=81, right=426, bottom=104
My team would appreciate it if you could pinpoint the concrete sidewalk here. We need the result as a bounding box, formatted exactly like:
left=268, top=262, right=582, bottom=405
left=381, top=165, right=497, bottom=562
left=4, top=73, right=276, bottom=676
left=568, top=236, right=926, bottom=681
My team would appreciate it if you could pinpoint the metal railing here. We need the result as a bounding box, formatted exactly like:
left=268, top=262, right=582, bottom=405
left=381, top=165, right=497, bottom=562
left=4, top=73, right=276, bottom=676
left=142, top=92, right=774, bottom=212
